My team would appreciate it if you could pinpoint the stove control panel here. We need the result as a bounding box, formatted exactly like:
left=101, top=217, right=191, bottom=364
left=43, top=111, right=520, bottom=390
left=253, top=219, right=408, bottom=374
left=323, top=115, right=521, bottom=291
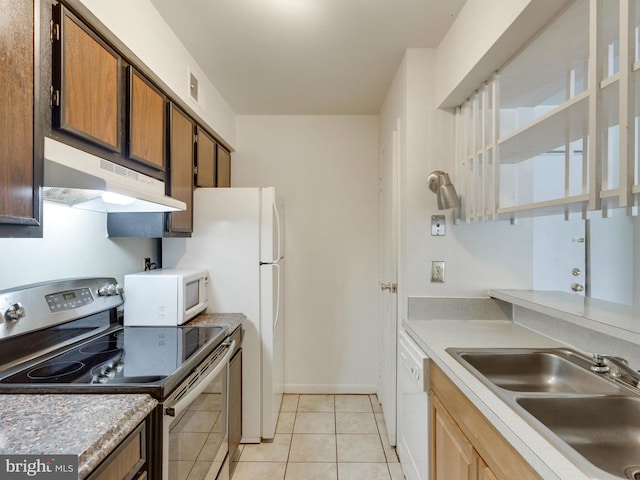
left=0, top=278, right=123, bottom=340
left=45, top=288, right=93, bottom=312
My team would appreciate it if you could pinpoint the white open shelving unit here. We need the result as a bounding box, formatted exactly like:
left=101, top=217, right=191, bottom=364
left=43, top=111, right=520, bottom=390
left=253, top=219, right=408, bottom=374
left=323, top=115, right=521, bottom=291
left=454, top=0, right=640, bottom=222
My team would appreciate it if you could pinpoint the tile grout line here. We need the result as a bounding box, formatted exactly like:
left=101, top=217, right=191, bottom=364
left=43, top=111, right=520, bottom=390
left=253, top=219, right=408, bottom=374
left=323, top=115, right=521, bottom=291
left=371, top=394, right=394, bottom=480
left=269, top=394, right=401, bottom=480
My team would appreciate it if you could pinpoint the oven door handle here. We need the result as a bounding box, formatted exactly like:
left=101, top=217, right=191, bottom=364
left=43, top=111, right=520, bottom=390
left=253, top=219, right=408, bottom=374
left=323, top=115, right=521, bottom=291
left=164, top=339, right=235, bottom=418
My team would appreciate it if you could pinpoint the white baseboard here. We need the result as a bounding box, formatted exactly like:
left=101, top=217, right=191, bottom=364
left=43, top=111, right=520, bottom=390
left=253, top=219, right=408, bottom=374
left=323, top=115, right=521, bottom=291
left=284, top=384, right=378, bottom=394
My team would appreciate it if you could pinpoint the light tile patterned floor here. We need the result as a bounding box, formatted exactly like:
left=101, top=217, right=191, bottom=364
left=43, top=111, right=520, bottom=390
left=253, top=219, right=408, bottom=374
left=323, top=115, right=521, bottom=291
left=234, top=394, right=404, bottom=480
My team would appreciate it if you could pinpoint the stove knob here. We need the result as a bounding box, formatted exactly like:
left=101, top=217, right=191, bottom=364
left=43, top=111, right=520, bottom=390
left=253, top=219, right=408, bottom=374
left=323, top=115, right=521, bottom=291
left=4, top=302, right=25, bottom=322
left=97, top=284, right=124, bottom=297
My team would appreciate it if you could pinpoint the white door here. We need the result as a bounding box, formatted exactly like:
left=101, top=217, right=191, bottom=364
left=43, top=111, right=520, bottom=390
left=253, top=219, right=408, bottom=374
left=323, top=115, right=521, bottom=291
left=378, top=122, right=399, bottom=445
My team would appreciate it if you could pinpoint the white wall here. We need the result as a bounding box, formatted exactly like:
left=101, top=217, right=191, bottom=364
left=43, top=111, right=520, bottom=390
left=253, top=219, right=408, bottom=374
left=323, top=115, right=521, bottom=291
left=0, top=203, right=156, bottom=291
left=77, top=0, right=237, bottom=148
left=233, top=116, right=380, bottom=393
left=381, top=49, right=532, bottom=321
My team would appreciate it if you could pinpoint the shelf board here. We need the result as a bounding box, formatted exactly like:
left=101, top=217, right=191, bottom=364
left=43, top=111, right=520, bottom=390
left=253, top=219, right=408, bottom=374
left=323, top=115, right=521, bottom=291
left=498, top=91, right=589, bottom=164
left=600, top=188, right=624, bottom=199
left=496, top=194, right=590, bottom=220
left=600, top=72, right=620, bottom=89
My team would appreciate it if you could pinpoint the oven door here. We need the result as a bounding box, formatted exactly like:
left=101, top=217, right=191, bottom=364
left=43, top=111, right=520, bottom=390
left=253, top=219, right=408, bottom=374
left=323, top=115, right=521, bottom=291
left=163, top=340, right=234, bottom=480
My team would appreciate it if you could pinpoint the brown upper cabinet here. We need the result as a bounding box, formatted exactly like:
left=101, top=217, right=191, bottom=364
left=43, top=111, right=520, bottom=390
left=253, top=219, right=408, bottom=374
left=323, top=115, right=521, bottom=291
left=128, top=67, right=166, bottom=170
left=168, top=104, right=195, bottom=234
left=1, top=1, right=232, bottom=238
left=53, top=5, right=121, bottom=153
left=0, top=0, right=44, bottom=238
left=217, top=145, right=231, bottom=188
left=195, top=126, right=216, bottom=188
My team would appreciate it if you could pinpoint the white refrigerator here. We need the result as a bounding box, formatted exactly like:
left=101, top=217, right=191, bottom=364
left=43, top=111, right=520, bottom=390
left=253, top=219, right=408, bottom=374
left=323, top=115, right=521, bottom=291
left=162, top=187, right=285, bottom=442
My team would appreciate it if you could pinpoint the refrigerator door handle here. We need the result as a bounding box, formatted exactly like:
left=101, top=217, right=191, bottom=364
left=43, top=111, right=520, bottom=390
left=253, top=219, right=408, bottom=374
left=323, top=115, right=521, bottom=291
left=273, top=262, right=281, bottom=332
left=273, top=198, right=282, bottom=262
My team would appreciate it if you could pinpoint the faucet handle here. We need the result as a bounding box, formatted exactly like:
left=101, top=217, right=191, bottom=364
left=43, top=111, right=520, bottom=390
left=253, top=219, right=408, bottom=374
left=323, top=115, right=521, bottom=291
left=591, top=353, right=610, bottom=373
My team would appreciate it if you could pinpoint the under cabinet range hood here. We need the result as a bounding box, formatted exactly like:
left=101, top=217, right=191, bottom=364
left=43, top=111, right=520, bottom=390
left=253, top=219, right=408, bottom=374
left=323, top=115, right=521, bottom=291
left=43, top=137, right=186, bottom=213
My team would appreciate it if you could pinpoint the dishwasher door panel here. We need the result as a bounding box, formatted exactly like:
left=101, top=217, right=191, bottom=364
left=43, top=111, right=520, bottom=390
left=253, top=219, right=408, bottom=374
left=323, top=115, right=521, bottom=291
left=398, top=330, right=430, bottom=480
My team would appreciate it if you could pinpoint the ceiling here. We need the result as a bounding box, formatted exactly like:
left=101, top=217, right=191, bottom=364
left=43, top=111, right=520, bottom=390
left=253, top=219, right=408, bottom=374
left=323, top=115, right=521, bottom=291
left=150, top=0, right=466, bottom=115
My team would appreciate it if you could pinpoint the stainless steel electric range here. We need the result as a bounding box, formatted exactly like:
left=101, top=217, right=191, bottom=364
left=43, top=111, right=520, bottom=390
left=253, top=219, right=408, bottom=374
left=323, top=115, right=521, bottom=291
left=0, top=277, right=234, bottom=480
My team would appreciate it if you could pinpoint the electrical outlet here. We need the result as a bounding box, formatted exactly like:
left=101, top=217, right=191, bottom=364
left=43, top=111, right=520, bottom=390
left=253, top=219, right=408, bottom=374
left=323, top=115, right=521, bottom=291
left=143, top=257, right=151, bottom=271
left=431, top=261, right=445, bottom=283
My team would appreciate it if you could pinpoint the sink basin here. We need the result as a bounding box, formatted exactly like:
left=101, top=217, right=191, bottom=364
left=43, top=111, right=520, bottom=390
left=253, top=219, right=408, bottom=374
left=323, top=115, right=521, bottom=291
left=517, top=396, right=640, bottom=479
left=451, top=348, right=624, bottom=394
left=447, top=347, right=640, bottom=478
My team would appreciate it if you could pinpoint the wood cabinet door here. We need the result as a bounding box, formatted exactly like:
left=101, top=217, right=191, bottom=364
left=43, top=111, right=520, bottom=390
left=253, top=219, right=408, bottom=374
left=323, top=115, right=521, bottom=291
left=216, top=145, right=231, bottom=187
left=433, top=396, right=477, bottom=480
left=168, top=104, right=194, bottom=233
left=477, top=458, right=498, bottom=480
left=0, top=0, right=43, bottom=237
left=56, top=6, right=120, bottom=152
left=195, top=126, right=216, bottom=188
left=87, top=421, right=146, bottom=480
left=128, top=68, right=165, bottom=170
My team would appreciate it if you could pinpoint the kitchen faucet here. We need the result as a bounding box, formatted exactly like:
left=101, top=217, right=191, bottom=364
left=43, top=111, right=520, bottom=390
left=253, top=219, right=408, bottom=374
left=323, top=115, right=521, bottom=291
left=591, top=353, right=640, bottom=388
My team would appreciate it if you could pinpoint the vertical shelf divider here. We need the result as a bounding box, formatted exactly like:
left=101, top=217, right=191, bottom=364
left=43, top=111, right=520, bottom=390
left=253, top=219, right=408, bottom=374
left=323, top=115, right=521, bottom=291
left=620, top=0, right=635, bottom=207
left=492, top=75, right=500, bottom=220
left=589, top=0, right=604, bottom=212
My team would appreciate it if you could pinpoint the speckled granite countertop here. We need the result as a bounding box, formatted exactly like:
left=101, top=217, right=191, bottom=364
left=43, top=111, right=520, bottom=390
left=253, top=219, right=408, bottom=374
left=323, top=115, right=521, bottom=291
left=0, top=394, right=157, bottom=479
left=187, top=312, right=245, bottom=334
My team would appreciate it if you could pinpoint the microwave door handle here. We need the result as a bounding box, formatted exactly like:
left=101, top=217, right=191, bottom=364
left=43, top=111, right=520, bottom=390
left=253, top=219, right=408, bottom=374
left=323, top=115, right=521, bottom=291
left=164, top=340, right=235, bottom=419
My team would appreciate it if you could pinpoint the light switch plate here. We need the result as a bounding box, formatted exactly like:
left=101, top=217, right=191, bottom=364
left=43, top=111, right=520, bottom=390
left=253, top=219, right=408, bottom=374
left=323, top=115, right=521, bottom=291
left=431, top=215, right=445, bottom=236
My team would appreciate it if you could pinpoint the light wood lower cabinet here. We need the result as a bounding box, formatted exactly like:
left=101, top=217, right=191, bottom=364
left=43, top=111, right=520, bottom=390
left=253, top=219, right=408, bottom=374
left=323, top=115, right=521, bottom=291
left=478, top=458, right=499, bottom=480
left=431, top=363, right=541, bottom=480
left=433, top=395, right=477, bottom=480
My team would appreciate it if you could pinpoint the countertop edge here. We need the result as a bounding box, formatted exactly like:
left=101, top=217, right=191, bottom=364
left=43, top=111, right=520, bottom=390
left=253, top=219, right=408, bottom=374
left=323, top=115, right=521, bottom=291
left=78, top=395, right=157, bottom=479
left=187, top=312, right=246, bottom=334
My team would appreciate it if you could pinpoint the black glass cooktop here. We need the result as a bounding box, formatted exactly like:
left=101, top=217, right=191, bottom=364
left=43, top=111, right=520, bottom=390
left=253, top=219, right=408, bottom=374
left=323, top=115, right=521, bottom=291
left=0, top=325, right=226, bottom=398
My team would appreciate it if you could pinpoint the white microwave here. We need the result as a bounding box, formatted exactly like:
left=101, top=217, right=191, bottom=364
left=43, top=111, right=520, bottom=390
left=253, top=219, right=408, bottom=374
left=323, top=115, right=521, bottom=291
left=123, top=268, right=209, bottom=325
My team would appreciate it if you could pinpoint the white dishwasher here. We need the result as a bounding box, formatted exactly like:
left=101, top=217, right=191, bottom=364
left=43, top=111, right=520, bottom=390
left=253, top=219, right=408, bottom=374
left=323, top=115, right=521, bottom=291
left=397, top=329, right=430, bottom=480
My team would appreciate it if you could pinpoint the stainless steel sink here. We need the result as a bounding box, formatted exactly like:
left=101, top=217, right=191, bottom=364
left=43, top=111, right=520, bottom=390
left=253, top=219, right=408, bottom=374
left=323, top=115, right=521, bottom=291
left=517, top=396, right=640, bottom=479
left=453, top=348, right=625, bottom=394
left=446, top=347, right=640, bottom=479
